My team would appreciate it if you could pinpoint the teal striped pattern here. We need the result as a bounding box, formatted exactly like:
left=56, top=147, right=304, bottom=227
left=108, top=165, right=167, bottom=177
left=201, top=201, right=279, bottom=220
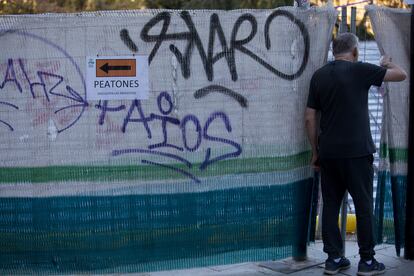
left=0, top=179, right=313, bottom=273
left=375, top=144, right=407, bottom=246
left=375, top=171, right=407, bottom=245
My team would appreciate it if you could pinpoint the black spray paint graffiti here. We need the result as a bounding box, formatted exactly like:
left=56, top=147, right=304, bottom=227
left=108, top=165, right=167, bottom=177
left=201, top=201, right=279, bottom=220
left=114, top=10, right=311, bottom=181
left=120, top=29, right=139, bottom=53
left=194, top=85, right=248, bottom=108
left=0, top=12, right=310, bottom=184
left=120, top=10, right=310, bottom=108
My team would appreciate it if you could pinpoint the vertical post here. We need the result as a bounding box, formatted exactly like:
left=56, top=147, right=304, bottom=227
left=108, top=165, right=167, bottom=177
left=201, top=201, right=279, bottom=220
left=295, top=0, right=310, bottom=8
left=405, top=4, right=414, bottom=261
left=292, top=0, right=310, bottom=262
left=350, top=7, right=357, bottom=35
left=338, top=6, right=357, bottom=256
left=340, top=195, right=348, bottom=254
left=340, top=6, right=348, bottom=33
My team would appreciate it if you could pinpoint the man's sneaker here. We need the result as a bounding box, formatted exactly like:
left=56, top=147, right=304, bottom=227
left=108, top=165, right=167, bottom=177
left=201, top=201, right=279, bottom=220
left=357, top=258, right=386, bottom=276
left=324, top=257, right=351, bottom=275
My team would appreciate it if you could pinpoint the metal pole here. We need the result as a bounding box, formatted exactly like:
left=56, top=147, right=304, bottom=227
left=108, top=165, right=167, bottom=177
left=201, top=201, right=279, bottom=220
left=295, top=0, right=310, bottom=8
left=405, top=4, right=414, bottom=260
left=292, top=0, right=310, bottom=262
left=350, top=7, right=357, bottom=35
left=338, top=6, right=356, bottom=256
left=340, top=197, right=348, bottom=255
left=340, top=6, right=348, bottom=33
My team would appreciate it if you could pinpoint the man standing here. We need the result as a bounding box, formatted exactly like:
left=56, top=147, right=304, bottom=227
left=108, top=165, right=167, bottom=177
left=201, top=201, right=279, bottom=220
left=305, top=33, right=406, bottom=275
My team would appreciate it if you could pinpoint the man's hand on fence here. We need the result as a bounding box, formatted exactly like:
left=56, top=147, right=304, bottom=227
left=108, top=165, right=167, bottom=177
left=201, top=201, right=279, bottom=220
left=380, top=55, right=392, bottom=68
left=311, top=152, right=320, bottom=172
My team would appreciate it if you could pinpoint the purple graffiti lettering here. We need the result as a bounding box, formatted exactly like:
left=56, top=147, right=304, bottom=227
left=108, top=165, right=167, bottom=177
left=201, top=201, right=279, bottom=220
left=36, top=71, right=62, bottom=102
left=0, top=59, right=22, bottom=93
left=200, top=111, right=242, bottom=170
left=0, top=101, right=19, bottom=131
left=148, top=92, right=183, bottom=151
left=112, top=148, right=192, bottom=168
left=18, top=59, right=47, bottom=99
left=0, top=30, right=88, bottom=133
left=157, top=91, right=174, bottom=115
left=0, top=120, right=14, bottom=131
left=38, top=72, right=83, bottom=102
left=111, top=91, right=242, bottom=182
left=148, top=113, right=183, bottom=151
left=122, top=99, right=153, bottom=138
left=181, top=114, right=202, bottom=152
left=2, top=30, right=87, bottom=95
left=0, top=101, right=18, bottom=110
left=35, top=71, right=88, bottom=133
left=18, top=58, right=49, bottom=101
left=55, top=85, right=88, bottom=133
left=95, top=100, right=126, bottom=125
left=141, top=159, right=200, bottom=183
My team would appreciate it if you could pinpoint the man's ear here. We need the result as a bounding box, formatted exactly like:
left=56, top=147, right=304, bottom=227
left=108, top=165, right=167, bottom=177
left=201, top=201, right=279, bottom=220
left=352, top=47, right=358, bottom=59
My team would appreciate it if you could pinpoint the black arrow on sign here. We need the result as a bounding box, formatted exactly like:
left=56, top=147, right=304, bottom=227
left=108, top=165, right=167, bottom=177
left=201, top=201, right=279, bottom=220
left=100, top=63, right=131, bottom=74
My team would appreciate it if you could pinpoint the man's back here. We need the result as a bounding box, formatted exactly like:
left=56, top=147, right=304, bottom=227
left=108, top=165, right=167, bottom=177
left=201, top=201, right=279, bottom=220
left=307, top=60, right=386, bottom=158
left=305, top=33, right=406, bottom=276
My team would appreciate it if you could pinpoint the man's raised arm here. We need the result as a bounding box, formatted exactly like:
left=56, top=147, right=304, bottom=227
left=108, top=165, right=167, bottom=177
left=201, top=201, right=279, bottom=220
left=380, top=55, right=407, bottom=82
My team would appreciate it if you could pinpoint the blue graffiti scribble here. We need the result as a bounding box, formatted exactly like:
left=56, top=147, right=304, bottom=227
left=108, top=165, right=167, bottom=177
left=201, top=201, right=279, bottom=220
left=18, top=58, right=45, bottom=99
left=112, top=148, right=192, bottom=168
left=199, top=111, right=242, bottom=170
left=0, top=30, right=88, bottom=133
left=0, top=59, right=22, bottom=93
left=0, top=101, right=19, bottom=131
left=0, top=59, right=88, bottom=133
left=142, top=159, right=200, bottom=183
left=112, top=147, right=198, bottom=183
left=110, top=92, right=242, bottom=183
left=95, top=100, right=126, bottom=125
left=122, top=99, right=153, bottom=138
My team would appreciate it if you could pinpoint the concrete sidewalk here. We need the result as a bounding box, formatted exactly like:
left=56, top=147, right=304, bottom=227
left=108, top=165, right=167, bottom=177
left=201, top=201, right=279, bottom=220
left=138, top=241, right=414, bottom=275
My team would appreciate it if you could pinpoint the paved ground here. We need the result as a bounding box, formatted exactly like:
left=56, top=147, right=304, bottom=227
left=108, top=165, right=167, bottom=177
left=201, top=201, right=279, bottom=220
left=138, top=240, right=414, bottom=275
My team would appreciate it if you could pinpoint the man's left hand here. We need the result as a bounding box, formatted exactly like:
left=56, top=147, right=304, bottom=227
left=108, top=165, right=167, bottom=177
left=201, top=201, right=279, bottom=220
left=311, top=152, right=320, bottom=171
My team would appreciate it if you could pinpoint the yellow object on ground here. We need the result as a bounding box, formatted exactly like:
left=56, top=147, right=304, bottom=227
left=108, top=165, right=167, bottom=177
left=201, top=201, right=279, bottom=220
left=316, top=214, right=357, bottom=233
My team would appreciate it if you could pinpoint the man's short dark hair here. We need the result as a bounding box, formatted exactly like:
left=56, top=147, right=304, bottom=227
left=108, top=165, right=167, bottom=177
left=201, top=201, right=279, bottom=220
left=332, top=33, right=358, bottom=55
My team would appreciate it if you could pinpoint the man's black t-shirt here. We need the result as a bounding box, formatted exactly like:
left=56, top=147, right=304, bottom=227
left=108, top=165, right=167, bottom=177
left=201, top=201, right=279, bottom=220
left=307, top=60, right=386, bottom=158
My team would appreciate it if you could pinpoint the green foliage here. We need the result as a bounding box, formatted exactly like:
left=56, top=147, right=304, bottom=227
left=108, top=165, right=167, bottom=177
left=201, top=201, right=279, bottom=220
left=0, top=0, right=37, bottom=14
left=324, top=0, right=408, bottom=9
left=0, top=0, right=294, bottom=14
left=180, top=0, right=292, bottom=9
left=375, top=0, right=408, bottom=8
left=0, top=0, right=145, bottom=14
left=355, top=13, right=374, bottom=41
left=145, top=0, right=186, bottom=9
left=0, top=0, right=410, bottom=14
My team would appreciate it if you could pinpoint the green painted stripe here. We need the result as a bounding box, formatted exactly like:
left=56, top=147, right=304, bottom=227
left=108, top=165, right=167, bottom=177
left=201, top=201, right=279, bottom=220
left=379, top=144, right=408, bottom=163
left=0, top=151, right=310, bottom=183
